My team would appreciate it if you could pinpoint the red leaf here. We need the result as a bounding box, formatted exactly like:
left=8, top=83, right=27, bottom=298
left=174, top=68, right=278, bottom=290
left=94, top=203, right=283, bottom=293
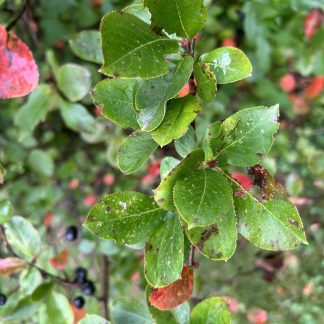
left=0, top=257, right=26, bottom=275
left=0, top=25, right=39, bottom=99
left=71, top=304, right=86, bottom=323
left=304, top=9, right=324, bottom=39
left=232, top=172, right=253, bottom=191
left=178, top=82, right=190, bottom=98
left=44, top=212, right=53, bottom=228
left=305, top=76, right=324, bottom=98
left=149, top=266, right=194, bottom=310
left=279, top=74, right=296, bottom=93
left=49, top=249, right=69, bottom=270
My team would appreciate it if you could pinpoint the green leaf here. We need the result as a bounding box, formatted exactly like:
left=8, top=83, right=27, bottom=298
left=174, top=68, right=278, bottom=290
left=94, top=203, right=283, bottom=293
left=154, top=149, right=205, bottom=211
left=117, top=132, right=158, bottom=174
left=193, top=63, right=217, bottom=102
left=46, top=291, right=74, bottom=324
left=56, top=63, right=91, bottom=102
left=84, top=192, right=166, bottom=245
left=14, top=85, right=56, bottom=141
left=123, top=3, right=151, bottom=24
left=152, top=96, right=200, bottom=147
left=19, top=268, right=42, bottom=296
left=190, top=297, right=231, bottom=324
left=100, top=12, right=179, bottom=79
left=69, top=30, right=103, bottom=64
left=174, top=125, right=197, bottom=158
left=92, top=79, right=139, bottom=129
left=136, top=56, right=194, bottom=131
left=80, top=314, right=109, bottom=324
left=144, top=0, right=207, bottom=38
left=111, top=299, right=153, bottom=324
left=200, top=47, right=252, bottom=84
left=0, top=163, right=4, bottom=184
left=59, top=101, right=96, bottom=134
left=201, top=121, right=222, bottom=160
left=145, top=213, right=183, bottom=287
left=174, top=169, right=233, bottom=228
left=160, top=157, right=180, bottom=179
left=0, top=199, right=14, bottom=224
left=4, top=216, right=41, bottom=260
left=28, top=149, right=54, bottom=177
left=186, top=203, right=237, bottom=260
left=211, top=105, right=280, bottom=167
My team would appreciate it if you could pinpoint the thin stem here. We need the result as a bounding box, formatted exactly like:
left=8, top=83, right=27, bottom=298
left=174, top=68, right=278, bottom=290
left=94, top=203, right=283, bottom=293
left=6, top=0, right=29, bottom=32
left=188, top=244, right=196, bottom=267
left=99, top=255, right=110, bottom=319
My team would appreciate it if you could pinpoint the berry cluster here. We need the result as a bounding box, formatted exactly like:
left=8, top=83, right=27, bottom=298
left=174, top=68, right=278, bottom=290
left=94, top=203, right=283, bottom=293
left=72, top=267, right=96, bottom=309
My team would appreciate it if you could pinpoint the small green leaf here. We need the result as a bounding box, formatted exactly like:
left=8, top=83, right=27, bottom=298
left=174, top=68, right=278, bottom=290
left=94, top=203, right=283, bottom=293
left=111, top=299, right=153, bottom=324
left=174, top=125, right=197, bottom=158
left=19, top=268, right=42, bottom=296
left=152, top=96, right=200, bottom=147
left=0, top=199, right=14, bottom=224
left=84, top=192, right=166, bottom=245
left=46, top=291, right=74, bottom=324
left=154, top=149, right=205, bottom=211
left=123, top=3, right=151, bottom=24
left=201, top=121, right=222, bottom=160
left=92, top=79, right=139, bottom=129
left=14, top=85, right=56, bottom=141
left=28, top=149, right=54, bottom=177
left=4, top=216, right=41, bottom=260
left=160, top=157, right=180, bottom=179
left=56, top=63, right=91, bottom=102
left=136, top=56, right=193, bottom=131
left=144, top=0, right=207, bottom=38
left=186, top=203, right=237, bottom=261
left=100, top=12, right=179, bottom=79
left=193, top=63, right=217, bottom=102
left=200, top=47, right=252, bottom=84
left=145, top=213, right=183, bottom=287
left=211, top=105, right=280, bottom=167
left=69, top=30, right=103, bottom=64
left=59, top=101, right=96, bottom=134
left=174, top=169, right=233, bottom=228
left=190, top=297, right=231, bottom=324
left=79, top=314, right=109, bottom=324
left=117, top=132, right=158, bottom=174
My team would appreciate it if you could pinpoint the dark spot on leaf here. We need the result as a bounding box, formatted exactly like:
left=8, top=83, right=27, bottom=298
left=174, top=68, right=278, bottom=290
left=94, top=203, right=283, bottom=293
left=288, top=219, right=299, bottom=227
left=256, top=152, right=264, bottom=158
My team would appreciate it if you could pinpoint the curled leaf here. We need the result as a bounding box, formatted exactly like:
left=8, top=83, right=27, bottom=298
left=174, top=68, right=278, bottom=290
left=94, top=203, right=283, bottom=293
left=0, top=257, right=26, bottom=276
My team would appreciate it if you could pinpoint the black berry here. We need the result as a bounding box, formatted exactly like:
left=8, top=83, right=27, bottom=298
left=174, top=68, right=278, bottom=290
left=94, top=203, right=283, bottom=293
left=0, top=294, right=7, bottom=306
left=65, top=226, right=78, bottom=241
left=82, top=281, right=95, bottom=296
left=73, top=296, right=85, bottom=309
left=74, top=267, right=88, bottom=284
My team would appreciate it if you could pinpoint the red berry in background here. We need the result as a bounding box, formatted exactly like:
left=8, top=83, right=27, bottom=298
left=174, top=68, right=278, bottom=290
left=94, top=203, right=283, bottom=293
left=304, top=9, right=324, bottom=39
left=44, top=212, right=53, bottom=228
left=222, top=37, right=236, bottom=47
left=279, top=74, right=296, bottom=93
left=247, top=308, right=268, bottom=324
left=231, top=172, right=254, bottom=191
left=94, top=105, right=103, bottom=116
left=289, top=94, right=310, bottom=115
left=69, top=178, right=80, bottom=190
left=83, top=194, right=97, bottom=206
left=103, top=173, right=115, bottom=185
left=142, top=161, right=160, bottom=185
left=305, top=76, right=324, bottom=98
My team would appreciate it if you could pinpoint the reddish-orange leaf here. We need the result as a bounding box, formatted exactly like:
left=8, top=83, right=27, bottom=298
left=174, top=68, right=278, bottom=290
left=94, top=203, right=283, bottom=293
left=0, top=25, right=39, bottom=99
left=44, top=212, right=53, bottom=228
left=305, top=76, right=324, bottom=98
left=49, top=249, right=69, bottom=270
left=279, top=74, right=296, bottom=93
left=149, top=266, right=194, bottom=310
left=304, top=9, right=324, bottom=39
left=71, top=304, right=86, bottom=323
left=178, top=82, right=190, bottom=98
left=222, top=37, right=236, bottom=47
left=0, top=257, right=26, bottom=276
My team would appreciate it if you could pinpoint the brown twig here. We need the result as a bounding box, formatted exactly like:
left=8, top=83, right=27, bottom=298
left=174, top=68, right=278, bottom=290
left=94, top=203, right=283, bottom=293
left=99, top=255, right=110, bottom=319
left=188, top=244, right=196, bottom=267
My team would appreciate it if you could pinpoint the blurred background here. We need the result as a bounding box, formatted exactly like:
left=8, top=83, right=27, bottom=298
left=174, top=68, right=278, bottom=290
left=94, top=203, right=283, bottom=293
left=0, top=0, right=323, bottom=323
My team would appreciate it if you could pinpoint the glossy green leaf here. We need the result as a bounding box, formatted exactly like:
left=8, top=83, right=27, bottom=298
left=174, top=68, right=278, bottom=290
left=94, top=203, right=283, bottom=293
left=136, top=56, right=193, bottom=131
left=152, top=96, right=200, bottom=147
left=154, top=149, right=205, bottom=211
left=174, top=169, right=233, bottom=228
left=100, top=12, right=179, bottom=79
left=194, top=62, right=217, bottom=102
left=200, top=47, right=252, bottom=84
left=19, top=268, right=42, bottom=296
left=117, top=132, right=158, bottom=174
left=0, top=199, right=14, bottom=224
left=201, top=121, right=222, bottom=160
left=92, top=79, right=139, bottom=129
left=4, top=216, right=41, bottom=259
left=59, top=101, right=96, bottom=134
left=144, top=0, right=207, bottom=38
left=80, top=314, right=109, bottom=324
left=145, top=214, right=183, bottom=287
left=56, top=63, right=91, bottom=102
left=14, top=85, right=56, bottom=141
left=160, top=157, right=180, bottom=179
left=69, top=30, right=103, bottom=64
left=111, top=299, right=153, bottom=324
left=186, top=203, right=237, bottom=260
left=211, top=105, right=280, bottom=167
left=28, top=149, right=54, bottom=177
left=174, top=125, right=197, bottom=158
left=84, top=192, right=166, bottom=245
left=46, top=291, right=74, bottom=324
left=190, top=297, right=231, bottom=324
